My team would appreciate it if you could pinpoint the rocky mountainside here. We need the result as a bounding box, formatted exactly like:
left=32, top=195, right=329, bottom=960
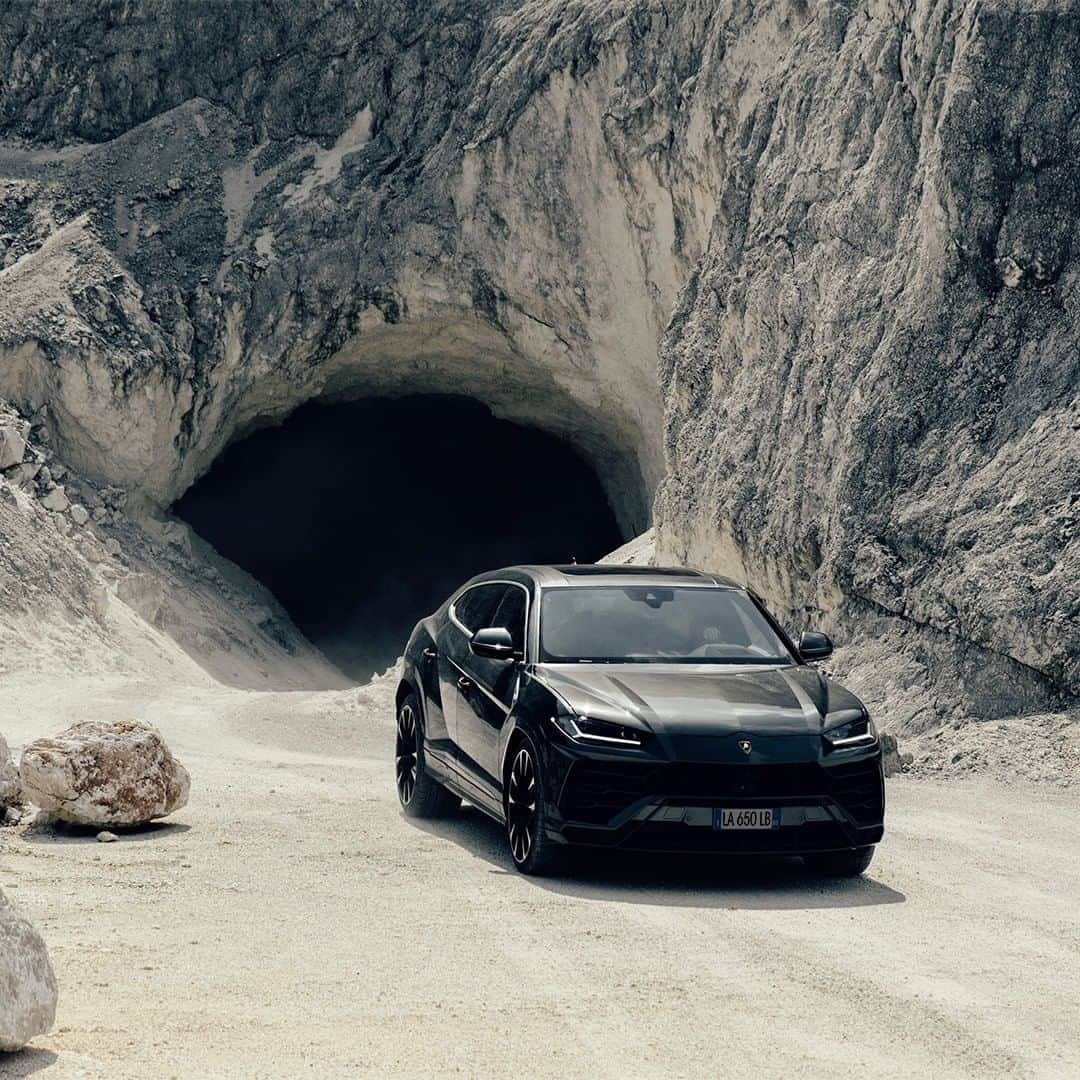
left=0, top=0, right=718, bottom=532
left=0, top=1, right=1076, bottom=749
left=653, top=1, right=1080, bottom=730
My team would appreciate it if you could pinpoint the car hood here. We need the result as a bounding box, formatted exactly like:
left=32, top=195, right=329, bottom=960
left=534, top=662, right=864, bottom=736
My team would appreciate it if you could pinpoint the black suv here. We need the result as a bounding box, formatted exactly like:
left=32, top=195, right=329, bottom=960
left=394, top=565, right=884, bottom=876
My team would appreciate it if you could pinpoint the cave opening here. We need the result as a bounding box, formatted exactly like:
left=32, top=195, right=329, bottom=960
left=174, top=395, right=625, bottom=682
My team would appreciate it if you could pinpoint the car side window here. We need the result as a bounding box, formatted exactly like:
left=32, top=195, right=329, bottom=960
left=452, top=584, right=504, bottom=635
left=491, top=585, right=527, bottom=653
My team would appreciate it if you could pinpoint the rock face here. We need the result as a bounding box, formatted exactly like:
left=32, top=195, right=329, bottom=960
left=0, top=887, right=57, bottom=1052
left=653, top=1, right=1080, bottom=727
left=20, top=719, right=190, bottom=826
left=0, top=2, right=1076, bottom=731
left=0, top=1, right=711, bottom=535
left=0, top=733, right=20, bottom=808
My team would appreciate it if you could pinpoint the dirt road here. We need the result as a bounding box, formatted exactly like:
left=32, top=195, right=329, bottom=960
left=1, top=674, right=1078, bottom=1079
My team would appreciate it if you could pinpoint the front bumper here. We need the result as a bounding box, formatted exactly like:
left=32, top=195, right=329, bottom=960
left=542, top=744, right=885, bottom=854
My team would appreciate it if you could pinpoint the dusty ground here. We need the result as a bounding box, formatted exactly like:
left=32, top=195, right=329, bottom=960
left=1, top=673, right=1078, bottom=1080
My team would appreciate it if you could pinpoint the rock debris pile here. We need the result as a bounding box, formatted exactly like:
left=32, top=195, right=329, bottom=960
left=0, top=394, right=343, bottom=689
left=0, top=399, right=127, bottom=540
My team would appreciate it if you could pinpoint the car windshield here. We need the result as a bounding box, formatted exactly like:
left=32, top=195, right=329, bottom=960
left=539, top=585, right=794, bottom=664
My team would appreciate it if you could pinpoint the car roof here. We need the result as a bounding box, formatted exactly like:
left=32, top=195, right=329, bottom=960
left=476, top=564, right=743, bottom=589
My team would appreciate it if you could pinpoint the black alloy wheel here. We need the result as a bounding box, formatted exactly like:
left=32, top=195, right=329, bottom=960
left=395, top=701, right=419, bottom=806
left=507, top=746, right=537, bottom=864
left=395, top=693, right=460, bottom=818
left=505, top=734, right=563, bottom=876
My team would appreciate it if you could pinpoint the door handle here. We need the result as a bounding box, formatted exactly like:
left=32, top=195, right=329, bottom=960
left=457, top=675, right=473, bottom=690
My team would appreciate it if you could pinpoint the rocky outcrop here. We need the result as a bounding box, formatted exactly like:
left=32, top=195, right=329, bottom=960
left=0, top=733, right=20, bottom=808
left=0, top=887, right=57, bottom=1052
left=653, top=1, right=1080, bottom=724
left=0, top=1, right=716, bottom=534
left=19, top=719, right=190, bottom=826
left=0, top=2, right=1075, bottom=731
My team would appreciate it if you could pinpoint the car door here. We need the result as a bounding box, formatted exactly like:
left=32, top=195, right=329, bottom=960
left=436, top=583, right=505, bottom=774
left=454, top=582, right=529, bottom=799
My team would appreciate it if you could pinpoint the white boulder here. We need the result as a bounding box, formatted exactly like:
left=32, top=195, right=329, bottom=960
left=39, top=486, right=69, bottom=513
left=881, top=733, right=913, bottom=778
left=20, top=719, right=190, bottom=826
left=7, top=461, right=39, bottom=486
left=0, top=734, right=20, bottom=809
left=0, top=419, right=27, bottom=471
left=0, top=888, right=57, bottom=1052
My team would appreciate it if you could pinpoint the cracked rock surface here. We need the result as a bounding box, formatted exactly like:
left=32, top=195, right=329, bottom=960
left=19, top=719, right=190, bottom=826
left=653, top=0, right=1080, bottom=726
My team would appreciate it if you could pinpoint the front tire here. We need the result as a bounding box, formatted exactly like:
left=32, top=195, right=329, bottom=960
left=505, top=734, right=564, bottom=876
left=804, top=846, right=875, bottom=877
left=396, top=693, right=460, bottom=818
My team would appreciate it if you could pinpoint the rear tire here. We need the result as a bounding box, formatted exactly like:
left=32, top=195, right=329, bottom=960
left=804, top=846, right=875, bottom=877
left=505, top=734, right=564, bottom=876
left=396, top=693, right=460, bottom=819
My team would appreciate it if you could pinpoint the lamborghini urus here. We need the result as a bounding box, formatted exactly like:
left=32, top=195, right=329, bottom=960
left=394, top=565, right=884, bottom=876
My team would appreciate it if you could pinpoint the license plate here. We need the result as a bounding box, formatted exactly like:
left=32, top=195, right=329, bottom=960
left=714, top=807, right=779, bottom=830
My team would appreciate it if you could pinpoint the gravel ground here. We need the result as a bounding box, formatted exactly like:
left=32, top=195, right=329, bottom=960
left=1, top=673, right=1078, bottom=1079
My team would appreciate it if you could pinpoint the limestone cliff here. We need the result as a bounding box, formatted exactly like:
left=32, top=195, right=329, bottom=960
left=654, top=0, right=1080, bottom=727
left=0, top=0, right=717, bottom=532
left=0, top=1, right=1076, bottom=737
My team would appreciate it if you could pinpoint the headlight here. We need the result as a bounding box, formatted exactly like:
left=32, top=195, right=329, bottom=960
left=823, top=710, right=877, bottom=749
left=550, top=713, right=647, bottom=747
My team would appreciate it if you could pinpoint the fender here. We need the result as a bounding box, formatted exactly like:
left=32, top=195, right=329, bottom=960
left=496, top=668, right=556, bottom=787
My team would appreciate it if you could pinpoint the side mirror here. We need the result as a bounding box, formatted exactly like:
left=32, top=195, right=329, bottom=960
left=798, top=630, right=833, bottom=661
left=470, top=626, right=518, bottom=661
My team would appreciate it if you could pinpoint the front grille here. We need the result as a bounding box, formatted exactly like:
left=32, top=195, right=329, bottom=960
left=560, top=757, right=882, bottom=827
left=660, top=763, right=827, bottom=799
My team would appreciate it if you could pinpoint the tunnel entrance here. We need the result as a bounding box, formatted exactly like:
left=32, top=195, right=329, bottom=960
left=174, top=395, right=624, bottom=682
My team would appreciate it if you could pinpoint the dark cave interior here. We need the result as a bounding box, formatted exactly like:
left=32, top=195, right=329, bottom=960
left=174, top=395, right=624, bottom=682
